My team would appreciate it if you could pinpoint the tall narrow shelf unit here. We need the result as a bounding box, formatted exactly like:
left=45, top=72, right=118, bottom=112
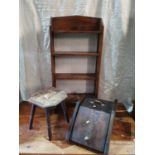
left=50, top=16, right=103, bottom=97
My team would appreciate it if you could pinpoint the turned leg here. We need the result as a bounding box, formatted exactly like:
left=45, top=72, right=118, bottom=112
left=61, top=101, right=69, bottom=123
left=29, top=104, right=36, bottom=129
left=45, top=108, right=52, bottom=141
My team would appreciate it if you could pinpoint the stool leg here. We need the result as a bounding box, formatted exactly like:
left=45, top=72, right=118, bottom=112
left=45, top=108, right=52, bottom=141
left=61, top=101, right=69, bottom=123
left=29, top=104, right=36, bottom=130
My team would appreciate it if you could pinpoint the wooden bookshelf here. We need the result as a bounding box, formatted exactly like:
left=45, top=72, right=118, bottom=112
left=50, top=16, right=104, bottom=97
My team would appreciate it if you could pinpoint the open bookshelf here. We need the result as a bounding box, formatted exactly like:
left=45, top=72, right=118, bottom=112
left=50, top=16, right=103, bottom=98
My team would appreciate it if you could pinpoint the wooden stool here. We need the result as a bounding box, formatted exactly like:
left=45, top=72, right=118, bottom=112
left=27, top=87, right=69, bottom=141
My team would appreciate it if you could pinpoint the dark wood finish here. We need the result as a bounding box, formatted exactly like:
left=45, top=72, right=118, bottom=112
left=20, top=101, right=135, bottom=143
left=104, top=100, right=118, bottom=155
left=50, top=16, right=103, bottom=98
left=53, top=51, right=98, bottom=57
left=28, top=101, right=69, bottom=141
left=50, top=26, right=56, bottom=87
left=61, top=101, right=69, bottom=123
left=55, top=73, right=96, bottom=80
left=66, top=100, right=82, bottom=141
left=29, top=104, right=36, bottom=129
left=20, top=101, right=135, bottom=154
left=68, top=93, right=95, bottom=96
left=53, top=30, right=101, bottom=33
left=45, top=108, right=52, bottom=141
left=95, top=24, right=104, bottom=97
left=51, top=16, right=101, bottom=32
left=67, top=98, right=117, bottom=154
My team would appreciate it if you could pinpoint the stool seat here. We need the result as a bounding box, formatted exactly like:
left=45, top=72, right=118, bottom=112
left=28, top=87, right=67, bottom=108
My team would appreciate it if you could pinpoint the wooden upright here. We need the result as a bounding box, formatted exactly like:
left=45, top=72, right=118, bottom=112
left=50, top=16, right=104, bottom=97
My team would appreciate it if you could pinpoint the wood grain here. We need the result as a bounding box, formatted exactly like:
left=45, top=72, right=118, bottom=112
left=53, top=52, right=98, bottom=57
left=50, top=16, right=103, bottom=97
left=19, top=102, right=135, bottom=154
left=55, top=73, right=96, bottom=80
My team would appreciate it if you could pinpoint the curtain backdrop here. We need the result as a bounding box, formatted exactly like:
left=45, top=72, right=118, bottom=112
left=19, top=0, right=135, bottom=111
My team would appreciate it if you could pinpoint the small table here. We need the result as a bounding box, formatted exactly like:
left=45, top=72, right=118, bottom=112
left=27, top=87, right=69, bottom=141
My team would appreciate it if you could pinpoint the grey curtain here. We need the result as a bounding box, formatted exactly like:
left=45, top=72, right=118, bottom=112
left=19, top=0, right=135, bottom=111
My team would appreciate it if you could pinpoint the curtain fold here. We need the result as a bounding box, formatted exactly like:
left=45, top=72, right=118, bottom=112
left=19, top=0, right=135, bottom=111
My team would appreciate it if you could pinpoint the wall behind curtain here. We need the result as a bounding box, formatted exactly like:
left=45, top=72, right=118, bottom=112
left=19, top=0, right=135, bottom=111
